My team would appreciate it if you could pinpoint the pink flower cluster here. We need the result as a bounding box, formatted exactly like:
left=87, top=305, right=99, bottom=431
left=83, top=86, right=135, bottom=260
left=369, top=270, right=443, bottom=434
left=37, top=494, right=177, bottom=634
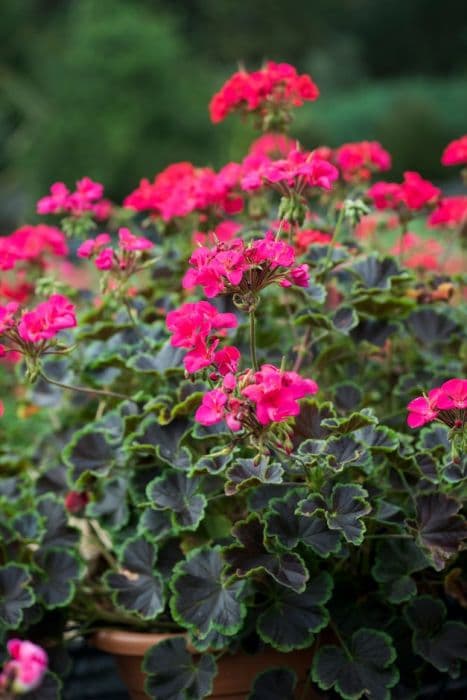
left=209, top=61, right=319, bottom=124
left=77, top=228, right=154, bottom=271
left=0, top=295, right=76, bottom=350
left=0, top=639, right=48, bottom=694
left=0, top=225, right=68, bottom=271
left=183, top=232, right=309, bottom=298
left=367, top=171, right=441, bottom=211
left=241, top=148, right=338, bottom=193
left=295, top=228, right=332, bottom=253
left=124, top=162, right=243, bottom=221
left=196, top=364, right=318, bottom=431
left=335, top=141, right=391, bottom=181
left=407, top=378, right=467, bottom=429
left=390, top=232, right=443, bottom=271
left=166, top=301, right=239, bottom=374
left=441, top=135, right=467, bottom=167
left=37, top=177, right=111, bottom=219
left=428, top=196, right=467, bottom=228
left=248, top=133, right=296, bottom=159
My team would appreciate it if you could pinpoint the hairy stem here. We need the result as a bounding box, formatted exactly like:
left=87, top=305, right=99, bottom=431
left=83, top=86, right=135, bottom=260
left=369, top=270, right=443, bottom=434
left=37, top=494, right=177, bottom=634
left=249, top=310, right=259, bottom=371
left=40, top=371, right=132, bottom=402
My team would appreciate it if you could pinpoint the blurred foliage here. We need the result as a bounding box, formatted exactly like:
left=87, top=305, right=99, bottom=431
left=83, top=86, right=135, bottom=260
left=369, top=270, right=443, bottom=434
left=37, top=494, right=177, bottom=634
left=1, top=0, right=467, bottom=226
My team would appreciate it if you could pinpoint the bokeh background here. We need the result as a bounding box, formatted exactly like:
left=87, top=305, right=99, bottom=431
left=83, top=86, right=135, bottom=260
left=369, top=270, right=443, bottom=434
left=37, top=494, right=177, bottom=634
left=1, top=0, right=467, bottom=229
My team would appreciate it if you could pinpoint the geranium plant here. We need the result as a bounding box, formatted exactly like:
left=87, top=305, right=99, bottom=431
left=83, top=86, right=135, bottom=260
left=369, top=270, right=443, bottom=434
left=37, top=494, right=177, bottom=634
left=0, top=61, right=466, bottom=700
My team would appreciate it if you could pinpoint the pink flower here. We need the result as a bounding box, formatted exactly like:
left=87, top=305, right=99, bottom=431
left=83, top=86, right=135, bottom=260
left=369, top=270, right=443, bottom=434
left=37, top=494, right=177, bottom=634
left=289, top=264, right=310, bottom=287
left=18, top=294, right=76, bottom=343
left=37, top=178, right=107, bottom=218
left=406, top=388, right=442, bottom=428
left=195, top=389, right=228, bottom=425
left=77, top=233, right=111, bottom=258
left=213, top=346, right=241, bottom=375
left=368, top=173, right=440, bottom=212
left=94, top=248, right=114, bottom=270
left=428, top=196, right=467, bottom=228
left=295, top=228, right=332, bottom=252
left=242, top=364, right=318, bottom=425
left=0, top=302, right=19, bottom=334
left=0, top=400, right=4, bottom=418
left=37, top=182, right=70, bottom=215
left=248, top=133, right=295, bottom=159
left=336, top=141, right=391, bottom=181
left=441, top=135, right=467, bottom=166
left=241, top=149, right=338, bottom=192
left=1, top=639, right=48, bottom=694
left=435, top=378, right=467, bottom=410
left=118, top=227, right=153, bottom=251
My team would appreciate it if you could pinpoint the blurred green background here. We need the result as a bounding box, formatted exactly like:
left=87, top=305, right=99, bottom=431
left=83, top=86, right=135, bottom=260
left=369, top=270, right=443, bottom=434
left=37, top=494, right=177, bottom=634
left=1, top=0, right=466, bottom=228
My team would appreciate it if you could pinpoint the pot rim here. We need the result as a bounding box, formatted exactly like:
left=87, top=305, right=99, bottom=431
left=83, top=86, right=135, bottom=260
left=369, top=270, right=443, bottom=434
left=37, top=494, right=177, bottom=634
left=91, top=628, right=197, bottom=656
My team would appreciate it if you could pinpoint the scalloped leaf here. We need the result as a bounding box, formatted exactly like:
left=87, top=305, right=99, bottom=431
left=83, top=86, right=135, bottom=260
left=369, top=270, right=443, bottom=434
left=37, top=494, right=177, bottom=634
left=225, top=457, right=284, bottom=496
left=224, top=515, right=309, bottom=593
left=311, top=628, right=398, bottom=700
left=104, top=538, right=164, bottom=620
left=371, top=540, right=429, bottom=603
left=298, top=484, right=371, bottom=545
left=63, top=427, right=117, bottom=487
left=257, top=572, right=332, bottom=651
left=351, top=254, right=407, bottom=290
left=86, top=476, right=129, bottom=529
left=404, top=596, right=467, bottom=678
left=146, top=472, right=207, bottom=531
left=264, top=490, right=340, bottom=557
left=37, top=496, right=79, bottom=549
left=407, top=308, right=460, bottom=346
left=170, top=546, right=246, bottom=637
left=0, top=565, right=34, bottom=628
left=143, top=637, right=216, bottom=700
left=332, top=306, right=359, bottom=334
left=138, top=508, right=172, bottom=542
left=34, top=548, right=82, bottom=608
left=248, top=668, right=297, bottom=700
left=415, top=493, right=467, bottom=570
left=321, top=410, right=377, bottom=435
left=194, top=451, right=233, bottom=475
left=130, top=415, right=192, bottom=470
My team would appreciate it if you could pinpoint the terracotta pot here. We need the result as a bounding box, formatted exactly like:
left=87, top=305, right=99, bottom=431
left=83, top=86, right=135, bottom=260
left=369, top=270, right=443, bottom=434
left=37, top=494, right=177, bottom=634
left=93, top=629, right=321, bottom=700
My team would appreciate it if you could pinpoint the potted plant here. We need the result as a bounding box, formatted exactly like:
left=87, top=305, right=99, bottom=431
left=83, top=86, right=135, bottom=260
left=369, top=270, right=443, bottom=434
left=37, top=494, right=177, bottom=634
left=0, top=62, right=466, bottom=700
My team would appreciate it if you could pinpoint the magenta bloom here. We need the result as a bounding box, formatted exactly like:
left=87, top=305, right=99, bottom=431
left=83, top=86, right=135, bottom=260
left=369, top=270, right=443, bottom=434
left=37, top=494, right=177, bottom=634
left=195, top=389, right=228, bottom=425
left=0, top=302, right=20, bottom=334
left=18, top=294, right=77, bottom=343
left=118, top=227, right=153, bottom=252
left=441, top=135, right=467, bottom=166
left=1, top=639, right=48, bottom=694
left=406, top=389, right=442, bottom=428
left=242, top=364, right=318, bottom=425
left=436, top=379, right=467, bottom=410
left=77, top=233, right=111, bottom=259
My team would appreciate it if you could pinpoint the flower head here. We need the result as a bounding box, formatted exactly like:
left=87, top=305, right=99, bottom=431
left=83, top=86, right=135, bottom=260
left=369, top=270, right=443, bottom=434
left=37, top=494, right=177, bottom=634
left=0, top=640, right=48, bottom=694
left=441, top=135, right=467, bottom=167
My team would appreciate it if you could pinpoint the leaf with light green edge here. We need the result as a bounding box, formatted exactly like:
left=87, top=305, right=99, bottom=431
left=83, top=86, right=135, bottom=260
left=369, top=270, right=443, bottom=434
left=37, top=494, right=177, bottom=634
left=350, top=254, right=409, bottom=290
left=0, top=565, right=34, bottom=628
left=248, top=668, right=297, bottom=700
left=62, top=426, right=118, bottom=487
left=194, top=450, right=233, bottom=475
left=86, top=476, right=129, bottom=530
left=126, top=344, right=185, bottom=375
left=138, top=509, right=172, bottom=543
left=371, top=540, right=429, bottom=604
left=312, top=628, right=398, bottom=700
left=12, top=511, right=43, bottom=541
left=417, top=423, right=450, bottom=455
left=301, top=281, right=327, bottom=304
left=191, top=421, right=231, bottom=440
left=264, top=490, right=341, bottom=557
left=292, top=400, right=336, bottom=444
left=257, top=572, right=332, bottom=652
left=143, top=637, right=216, bottom=700
left=355, top=424, right=399, bottom=452
left=407, top=308, right=460, bottom=346
left=146, top=472, right=207, bottom=531
left=332, top=306, right=359, bottom=334
left=323, top=435, right=369, bottom=471
left=294, top=308, right=332, bottom=329
left=225, top=457, right=284, bottom=496
left=414, top=492, right=467, bottom=571
left=33, top=548, right=83, bottom=608
left=442, top=454, right=466, bottom=484
left=129, top=415, right=192, bottom=471
left=170, top=546, right=246, bottom=638
left=37, top=496, right=79, bottom=549
left=298, top=484, right=371, bottom=546
left=104, top=537, right=164, bottom=621
left=321, top=409, right=377, bottom=434
left=23, top=672, right=62, bottom=700
left=188, top=627, right=233, bottom=652
left=404, top=596, right=467, bottom=678
left=351, top=291, right=414, bottom=317
left=223, top=514, right=309, bottom=593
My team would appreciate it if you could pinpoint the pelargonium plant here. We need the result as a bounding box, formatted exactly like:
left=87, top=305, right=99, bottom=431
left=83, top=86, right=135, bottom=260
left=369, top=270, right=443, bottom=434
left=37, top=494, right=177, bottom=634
left=0, top=61, right=466, bottom=700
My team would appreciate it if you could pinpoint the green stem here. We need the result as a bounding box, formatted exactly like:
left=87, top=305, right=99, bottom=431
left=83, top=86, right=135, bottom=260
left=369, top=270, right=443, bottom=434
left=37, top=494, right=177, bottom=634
left=40, top=371, right=132, bottom=402
left=330, top=621, right=352, bottom=660
left=324, top=204, right=346, bottom=271
left=249, top=310, right=259, bottom=371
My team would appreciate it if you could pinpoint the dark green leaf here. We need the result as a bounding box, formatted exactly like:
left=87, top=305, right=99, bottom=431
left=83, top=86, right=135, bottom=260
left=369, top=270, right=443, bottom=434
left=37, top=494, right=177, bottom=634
left=415, top=493, right=467, bottom=570
left=299, top=485, right=371, bottom=545
left=312, top=628, right=398, bottom=700
left=86, top=476, right=129, bottom=529
left=257, top=572, right=332, bottom=651
left=224, top=515, right=309, bottom=593
left=170, top=547, right=246, bottom=637
left=34, top=548, right=82, bottom=608
left=371, top=540, right=429, bottom=603
left=146, top=472, right=206, bottom=531
left=321, top=410, right=377, bottom=434
left=407, top=308, right=460, bottom=346
left=0, top=565, right=34, bottom=628
left=225, top=457, right=283, bottom=496
left=63, top=427, right=116, bottom=485
left=37, top=496, right=79, bottom=549
left=351, top=255, right=407, bottom=290
left=131, top=415, right=192, bottom=470
left=143, top=637, right=216, bottom=700
left=104, top=538, right=164, bottom=620
left=332, top=306, right=359, bottom=334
